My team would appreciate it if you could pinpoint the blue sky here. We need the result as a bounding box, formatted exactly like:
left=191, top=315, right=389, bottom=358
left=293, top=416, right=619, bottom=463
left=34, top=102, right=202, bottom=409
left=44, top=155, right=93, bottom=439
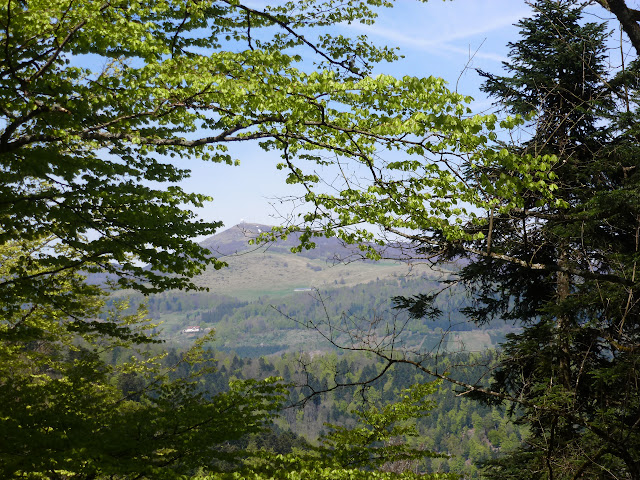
left=183, top=0, right=621, bottom=233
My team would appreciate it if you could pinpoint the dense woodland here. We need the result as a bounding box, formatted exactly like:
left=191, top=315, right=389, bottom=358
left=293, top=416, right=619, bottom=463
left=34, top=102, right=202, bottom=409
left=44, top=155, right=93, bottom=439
left=2, top=0, right=640, bottom=479
left=110, top=275, right=508, bottom=354
left=117, top=347, right=526, bottom=479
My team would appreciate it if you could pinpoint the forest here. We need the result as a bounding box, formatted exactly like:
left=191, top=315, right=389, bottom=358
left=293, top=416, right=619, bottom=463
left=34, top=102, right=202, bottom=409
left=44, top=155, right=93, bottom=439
left=2, top=0, right=640, bottom=479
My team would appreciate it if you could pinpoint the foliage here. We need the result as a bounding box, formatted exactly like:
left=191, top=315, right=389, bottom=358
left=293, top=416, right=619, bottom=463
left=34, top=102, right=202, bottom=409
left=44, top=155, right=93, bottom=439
left=316, top=381, right=444, bottom=469
left=465, top=3, right=640, bottom=478
left=166, top=348, right=526, bottom=479
left=0, top=238, right=288, bottom=479
left=0, top=2, right=516, bottom=478
left=278, top=1, right=640, bottom=478
left=194, top=380, right=458, bottom=480
left=0, top=0, right=517, bottom=305
left=198, top=462, right=455, bottom=480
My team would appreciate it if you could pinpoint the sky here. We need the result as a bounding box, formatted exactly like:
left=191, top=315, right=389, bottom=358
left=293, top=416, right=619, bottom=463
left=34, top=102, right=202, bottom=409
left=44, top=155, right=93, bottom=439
left=181, top=0, right=623, bottom=234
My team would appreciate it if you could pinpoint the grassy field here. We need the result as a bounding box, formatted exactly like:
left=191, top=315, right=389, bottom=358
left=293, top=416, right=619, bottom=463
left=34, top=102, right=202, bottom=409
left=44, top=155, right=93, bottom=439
left=194, top=249, right=445, bottom=300
left=107, top=225, right=510, bottom=356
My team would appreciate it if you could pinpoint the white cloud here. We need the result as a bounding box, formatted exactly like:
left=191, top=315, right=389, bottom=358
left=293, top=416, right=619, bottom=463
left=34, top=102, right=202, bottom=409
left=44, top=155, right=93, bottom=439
left=437, top=43, right=507, bottom=64
left=372, top=13, right=525, bottom=46
left=342, top=3, right=532, bottom=63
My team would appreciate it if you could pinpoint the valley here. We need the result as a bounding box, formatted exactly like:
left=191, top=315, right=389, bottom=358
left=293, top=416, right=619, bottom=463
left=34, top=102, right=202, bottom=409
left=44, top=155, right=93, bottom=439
left=111, top=223, right=516, bottom=355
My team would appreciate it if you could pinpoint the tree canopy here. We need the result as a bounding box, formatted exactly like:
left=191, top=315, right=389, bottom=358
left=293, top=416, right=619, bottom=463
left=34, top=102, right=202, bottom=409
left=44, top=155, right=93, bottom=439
left=4, top=0, right=640, bottom=478
left=473, top=2, right=640, bottom=477
left=0, top=0, right=491, bottom=478
left=281, top=1, right=640, bottom=478
left=0, top=0, right=563, bottom=302
left=0, top=237, right=289, bottom=479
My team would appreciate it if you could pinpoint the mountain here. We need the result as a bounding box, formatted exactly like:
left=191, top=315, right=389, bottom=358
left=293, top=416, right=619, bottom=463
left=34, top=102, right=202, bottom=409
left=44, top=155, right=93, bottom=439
left=92, top=222, right=439, bottom=295
left=105, top=223, right=513, bottom=355
left=192, top=222, right=443, bottom=300
left=200, top=222, right=372, bottom=261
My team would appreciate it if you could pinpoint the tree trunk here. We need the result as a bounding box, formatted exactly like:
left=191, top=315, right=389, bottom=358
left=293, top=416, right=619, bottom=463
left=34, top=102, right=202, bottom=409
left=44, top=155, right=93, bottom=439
left=556, top=246, right=572, bottom=390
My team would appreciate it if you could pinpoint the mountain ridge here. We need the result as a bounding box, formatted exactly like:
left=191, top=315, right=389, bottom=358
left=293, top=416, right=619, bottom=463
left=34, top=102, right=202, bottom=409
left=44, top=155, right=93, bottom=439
left=200, top=222, right=369, bottom=262
left=192, top=222, right=446, bottom=299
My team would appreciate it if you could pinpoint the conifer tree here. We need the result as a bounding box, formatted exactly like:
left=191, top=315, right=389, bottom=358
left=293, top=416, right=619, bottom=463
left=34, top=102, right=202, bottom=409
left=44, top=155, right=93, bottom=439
left=463, top=2, right=640, bottom=478
left=294, top=1, right=640, bottom=477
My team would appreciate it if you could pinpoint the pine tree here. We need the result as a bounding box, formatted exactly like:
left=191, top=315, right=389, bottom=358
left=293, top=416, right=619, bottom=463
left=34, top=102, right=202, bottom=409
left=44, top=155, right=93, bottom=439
left=458, top=2, right=640, bottom=478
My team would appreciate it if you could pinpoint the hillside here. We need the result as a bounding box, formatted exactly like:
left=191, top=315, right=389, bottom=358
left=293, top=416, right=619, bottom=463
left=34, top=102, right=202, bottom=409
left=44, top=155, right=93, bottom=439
left=193, top=222, right=445, bottom=299
left=200, top=222, right=361, bottom=260
left=109, top=223, right=512, bottom=355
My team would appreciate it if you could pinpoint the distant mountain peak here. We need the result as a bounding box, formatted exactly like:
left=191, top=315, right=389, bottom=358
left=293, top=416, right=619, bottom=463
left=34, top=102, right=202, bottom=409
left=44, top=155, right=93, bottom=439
left=199, top=222, right=368, bottom=261
left=200, top=222, right=273, bottom=255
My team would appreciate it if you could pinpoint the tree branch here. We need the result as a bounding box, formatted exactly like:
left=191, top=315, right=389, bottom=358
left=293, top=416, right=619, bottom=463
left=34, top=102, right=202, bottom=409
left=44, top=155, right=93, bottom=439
left=224, top=0, right=364, bottom=77
left=29, top=2, right=111, bottom=84
left=384, top=226, right=636, bottom=287
left=598, top=0, right=640, bottom=57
